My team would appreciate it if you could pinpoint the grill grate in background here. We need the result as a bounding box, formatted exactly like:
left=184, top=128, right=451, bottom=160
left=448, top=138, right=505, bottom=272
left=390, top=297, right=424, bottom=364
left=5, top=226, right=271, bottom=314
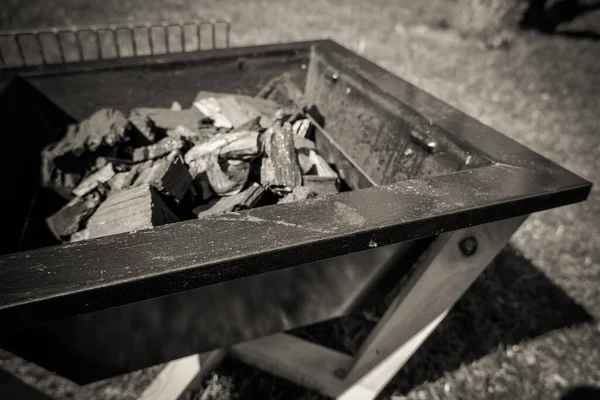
left=0, top=19, right=230, bottom=68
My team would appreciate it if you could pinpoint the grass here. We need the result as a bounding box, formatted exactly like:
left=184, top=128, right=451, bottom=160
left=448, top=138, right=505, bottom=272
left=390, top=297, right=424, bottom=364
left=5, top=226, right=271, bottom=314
left=1, top=1, right=599, bottom=399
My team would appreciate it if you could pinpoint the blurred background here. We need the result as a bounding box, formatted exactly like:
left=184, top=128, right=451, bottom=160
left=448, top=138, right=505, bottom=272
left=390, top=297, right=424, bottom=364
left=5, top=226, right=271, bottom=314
left=0, top=1, right=599, bottom=399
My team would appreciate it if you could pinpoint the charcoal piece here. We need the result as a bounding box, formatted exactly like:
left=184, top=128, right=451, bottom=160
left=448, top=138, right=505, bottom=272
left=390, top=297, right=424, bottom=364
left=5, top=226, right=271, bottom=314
left=193, top=172, right=214, bottom=202
left=69, top=229, right=89, bottom=242
left=206, top=157, right=250, bottom=196
left=128, top=113, right=159, bottom=144
left=41, top=108, right=130, bottom=194
left=278, top=186, right=318, bottom=204
left=232, top=116, right=262, bottom=133
left=130, top=108, right=204, bottom=133
left=297, top=149, right=338, bottom=178
left=293, top=135, right=316, bottom=150
left=256, top=73, right=306, bottom=108
left=133, top=153, right=194, bottom=203
left=193, top=97, right=233, bottom=129
left=292, top=119, right=311, bottom=138
left=184, top=131, right=258, bottom=177
left=194, top=183, right=265, bottom=218
left=194, top=91, right=281, bottom=121
left=106, top=161, right=151, bottom=191
left=215, top=96, right=257, bottom=128
left=219, top=131, right=261, bottom=160
left=302, top=175, right=340, bottom=196
left=72, top=163, right=115, bottom=197
left=86, top=185, right=179, bottom=240
left=130, top=136, right=184, bottom=162
left=46, top=191, right=103, bottom=240
left=260, top=123, right=302, bottom=193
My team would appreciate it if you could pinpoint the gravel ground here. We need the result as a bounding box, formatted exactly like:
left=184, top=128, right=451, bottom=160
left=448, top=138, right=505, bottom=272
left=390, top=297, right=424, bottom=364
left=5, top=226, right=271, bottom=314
left=1, top=1, right=599, bottom=399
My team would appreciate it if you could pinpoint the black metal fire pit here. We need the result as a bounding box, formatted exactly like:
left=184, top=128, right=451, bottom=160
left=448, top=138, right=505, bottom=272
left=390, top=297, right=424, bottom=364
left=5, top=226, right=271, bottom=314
left=0, top=22, right=591, bottom=399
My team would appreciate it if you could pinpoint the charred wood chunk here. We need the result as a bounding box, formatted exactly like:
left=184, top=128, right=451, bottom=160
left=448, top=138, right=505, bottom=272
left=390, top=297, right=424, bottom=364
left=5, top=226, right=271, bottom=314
left=41, top=108, right=129, bottom=194
left=72, top=163, right=115, bottom=197
left=206, top=158, right=250, bottom=196
left=106, top=160, right=151, bottom=191
left=69, top=229, right=89, bottom=242
left=302, top=175, right=340, bottom=196
left=194, top=91, right=281, bottom=121
left=278, top=186, right=318, bottom=204
left=194, top=182, right=265, bottom=218
left=128, top=113, right=160, bottom=144
left=293, top=135, right=316, bottom=151
left=46, top=191, right=103, bottom=240
left=219, top=130, right=260, bottom=161
left=215, top=96, right=257, bottom=128
left=86, top=185, right=179, bottom=239
left=130, top=136, right=184, bottom=162
left=291, top=118, right=311, bottom=138
left=297, top=149, right=338, bottom=178
left=193, top=97, right=233, bottom=129
left=232, top=116, right=262, bottom=133
left=130, top=108, right=204, bottom=133
left=260, top=123, right=302, bottom=194
left=256, top=73, right=306, bottom=108
left=133, top=153, right=194, bottom=204
left=184, top=131, right=260, bottom=177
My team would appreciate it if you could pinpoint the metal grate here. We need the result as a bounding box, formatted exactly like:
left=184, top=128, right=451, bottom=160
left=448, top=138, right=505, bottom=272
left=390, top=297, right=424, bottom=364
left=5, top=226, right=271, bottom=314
left=0, top=19, right=230, bottom=68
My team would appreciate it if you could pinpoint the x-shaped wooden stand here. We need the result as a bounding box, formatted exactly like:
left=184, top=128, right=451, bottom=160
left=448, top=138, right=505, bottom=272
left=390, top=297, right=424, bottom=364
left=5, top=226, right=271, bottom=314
left=140, top=216, right=526, bottom=400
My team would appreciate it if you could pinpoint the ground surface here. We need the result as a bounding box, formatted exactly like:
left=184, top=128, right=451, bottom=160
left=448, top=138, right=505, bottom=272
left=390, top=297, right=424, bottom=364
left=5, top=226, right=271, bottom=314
left=1, top=1, right=599, bottom=399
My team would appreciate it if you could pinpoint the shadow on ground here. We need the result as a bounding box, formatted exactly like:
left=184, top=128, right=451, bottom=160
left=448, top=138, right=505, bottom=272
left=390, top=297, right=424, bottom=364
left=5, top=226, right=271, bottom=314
left=212, top=244, right=593, bottom=399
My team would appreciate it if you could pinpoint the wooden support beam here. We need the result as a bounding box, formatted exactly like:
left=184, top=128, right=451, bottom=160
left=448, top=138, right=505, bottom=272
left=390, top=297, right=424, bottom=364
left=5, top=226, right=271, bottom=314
left=229, top=216, right=527, bottom=399
left=138, top=349, right=227, bottom=400
left=230, top=333, right=353, bottom=398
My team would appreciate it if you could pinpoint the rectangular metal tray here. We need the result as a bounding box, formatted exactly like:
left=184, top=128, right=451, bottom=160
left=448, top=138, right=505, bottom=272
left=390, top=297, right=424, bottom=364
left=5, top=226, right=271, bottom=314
left=0, top=39, right=591, bottom=336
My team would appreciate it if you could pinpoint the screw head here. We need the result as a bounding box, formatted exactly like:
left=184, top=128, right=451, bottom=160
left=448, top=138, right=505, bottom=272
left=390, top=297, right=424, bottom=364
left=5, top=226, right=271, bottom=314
left=458, top=236, right=478, bottom=257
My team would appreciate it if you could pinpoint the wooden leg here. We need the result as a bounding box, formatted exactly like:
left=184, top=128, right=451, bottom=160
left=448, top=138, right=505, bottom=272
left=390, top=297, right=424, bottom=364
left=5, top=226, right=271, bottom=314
left=230, top=216, right=527, bottom=399
left=139, top=349, right=227, bottom=400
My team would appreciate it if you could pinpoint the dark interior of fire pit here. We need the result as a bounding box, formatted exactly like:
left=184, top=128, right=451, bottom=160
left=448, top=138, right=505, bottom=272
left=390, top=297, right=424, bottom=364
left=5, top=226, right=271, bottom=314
left=0, top=46, right=489, bottom=256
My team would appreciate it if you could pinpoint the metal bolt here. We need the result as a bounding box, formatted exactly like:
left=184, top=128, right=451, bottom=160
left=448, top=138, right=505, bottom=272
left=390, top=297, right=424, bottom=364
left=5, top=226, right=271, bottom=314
left=458, top=236, right=478, bottom=257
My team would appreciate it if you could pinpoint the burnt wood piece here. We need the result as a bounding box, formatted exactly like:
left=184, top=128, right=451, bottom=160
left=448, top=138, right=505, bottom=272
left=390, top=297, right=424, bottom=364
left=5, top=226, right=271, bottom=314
left=232, top=116, right=262, bottom=133
left=194, top=91, right=281, bottom=118
left=215, top=96, right=257, bottom=128
left=260, top=123, right=302, bottom=193
left=106, top=161, right=151, bottom=191
left=206, top=158, right=250, bottom=196
left=193, top=97, right=233, bottom=129
left=72, top=164, right=115, bottom=197
left=46, top=192, right=103, bottom=240
left=131, top=137, right=184, bottom=162
left=292, top=119, right=311, bottom=138
left=194, top=183, right=265, bottom=218
left=278, top=186, right=318, bottom=204
left=257, top=73, right=306, bottom=108
left=219, top=131, right=261, bottom=160
left=130, top=108, right=204, bottom=133
left=128, top=113, right=159, bottom=144
left=184, top=131, right=258, bottom=177
left=133, top=153, right=194, bottom=204
left=41, top=108, right=130, bottom=196
left=86, top=185, right=179, bottom=240
left=302, top=175, right=340, bottom=196
left=293, top=136, right=316, bottom=150
left=69, top=229, right=89, bottom=242
left=297, top=148, right=338, bottom=178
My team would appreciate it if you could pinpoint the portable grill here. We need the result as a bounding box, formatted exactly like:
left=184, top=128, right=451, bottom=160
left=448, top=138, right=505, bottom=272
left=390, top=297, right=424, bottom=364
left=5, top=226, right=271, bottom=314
left=0, top=21, right=591, bottom=400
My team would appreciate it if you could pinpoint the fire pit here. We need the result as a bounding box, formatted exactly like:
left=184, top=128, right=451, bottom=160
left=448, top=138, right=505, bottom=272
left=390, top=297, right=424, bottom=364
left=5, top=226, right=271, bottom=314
left=0, top=21, right=591, bottom=400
